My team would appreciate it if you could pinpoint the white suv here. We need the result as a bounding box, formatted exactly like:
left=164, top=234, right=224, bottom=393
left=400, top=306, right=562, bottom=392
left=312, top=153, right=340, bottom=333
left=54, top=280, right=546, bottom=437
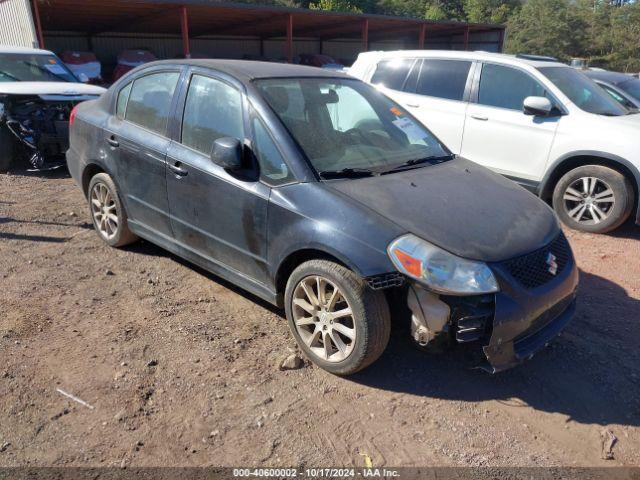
left=350, top=50, right=640, bottom=233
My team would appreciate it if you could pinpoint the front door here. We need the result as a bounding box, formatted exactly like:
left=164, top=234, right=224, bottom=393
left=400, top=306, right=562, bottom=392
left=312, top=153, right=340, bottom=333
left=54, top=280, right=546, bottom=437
left=461, top=63, right=561, bottom=182
left=166, top=71, right=270, bottom=284
left=105, top=70, right=181, bottom=237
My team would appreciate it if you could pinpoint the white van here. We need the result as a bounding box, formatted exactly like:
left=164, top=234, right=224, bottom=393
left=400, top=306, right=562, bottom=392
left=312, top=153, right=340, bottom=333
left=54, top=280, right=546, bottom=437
left=350, top=51, right=640, bottom=233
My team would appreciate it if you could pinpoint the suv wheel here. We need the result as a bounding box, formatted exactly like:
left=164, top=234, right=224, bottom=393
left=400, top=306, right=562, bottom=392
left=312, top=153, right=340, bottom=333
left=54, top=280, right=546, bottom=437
left=88, top=173, right=138, bottom=247
left=284, top=260, right=390, bottom=375
left=552, top=165, right=634, bottom=234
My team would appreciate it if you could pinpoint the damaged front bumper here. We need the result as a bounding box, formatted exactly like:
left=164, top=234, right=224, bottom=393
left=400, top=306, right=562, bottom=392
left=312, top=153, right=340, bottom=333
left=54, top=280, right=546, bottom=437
left=407, top=237, right=579, bottom=373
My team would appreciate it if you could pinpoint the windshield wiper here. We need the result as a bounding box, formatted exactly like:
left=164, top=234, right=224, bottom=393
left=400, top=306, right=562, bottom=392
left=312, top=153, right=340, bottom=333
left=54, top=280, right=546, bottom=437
left=381, top=154, right=455, bottom=174
left=318, top=167, right=377, bottom=179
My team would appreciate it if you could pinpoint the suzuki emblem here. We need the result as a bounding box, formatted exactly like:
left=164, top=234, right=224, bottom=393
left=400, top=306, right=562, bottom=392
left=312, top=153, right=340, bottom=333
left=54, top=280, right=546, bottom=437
left=546, top=252, right=558, bottom=275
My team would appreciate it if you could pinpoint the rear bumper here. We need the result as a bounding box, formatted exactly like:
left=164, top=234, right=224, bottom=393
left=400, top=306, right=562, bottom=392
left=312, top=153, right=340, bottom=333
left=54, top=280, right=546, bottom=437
left=65, top=147, right=83, bottom=188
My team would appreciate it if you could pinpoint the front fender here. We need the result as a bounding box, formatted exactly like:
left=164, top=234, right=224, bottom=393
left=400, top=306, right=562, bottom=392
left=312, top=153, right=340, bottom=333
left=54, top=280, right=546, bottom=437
left=266, top=183, right=404, bottom=291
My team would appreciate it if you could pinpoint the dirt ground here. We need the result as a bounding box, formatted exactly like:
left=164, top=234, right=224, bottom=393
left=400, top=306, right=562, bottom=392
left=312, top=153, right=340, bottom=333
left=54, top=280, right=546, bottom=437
left=0, top=167, right=639, bottom=469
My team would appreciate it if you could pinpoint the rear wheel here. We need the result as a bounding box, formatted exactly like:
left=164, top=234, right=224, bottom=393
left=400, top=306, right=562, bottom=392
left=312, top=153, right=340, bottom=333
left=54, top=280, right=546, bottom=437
left=284, top=260, right=390, bottom=375
left=88, top=173, right=138, bottom=247
left=552, top=165, right=634, bottom=233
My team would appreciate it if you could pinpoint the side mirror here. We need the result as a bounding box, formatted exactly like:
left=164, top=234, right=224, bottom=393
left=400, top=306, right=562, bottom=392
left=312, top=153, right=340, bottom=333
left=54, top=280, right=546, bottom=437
left=523, top=96, right=554, bottom=116
left=78, top=73, right=90, bottom=83
left=210, top=137, right=243, bottom=171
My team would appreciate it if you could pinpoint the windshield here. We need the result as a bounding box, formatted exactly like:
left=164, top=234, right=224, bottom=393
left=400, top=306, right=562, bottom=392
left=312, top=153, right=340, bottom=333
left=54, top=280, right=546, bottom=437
left=618, top=78, right=640, bottom=101
left=0, top=53, right=78, bottom=83
left=538, top=66, right=628, bottom=116
left=255, top=78, right=451, bottom=176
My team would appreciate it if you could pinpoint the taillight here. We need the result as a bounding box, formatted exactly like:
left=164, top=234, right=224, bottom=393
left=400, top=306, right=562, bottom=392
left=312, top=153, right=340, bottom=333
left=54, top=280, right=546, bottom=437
left=69, top=105, right=79, bottom=126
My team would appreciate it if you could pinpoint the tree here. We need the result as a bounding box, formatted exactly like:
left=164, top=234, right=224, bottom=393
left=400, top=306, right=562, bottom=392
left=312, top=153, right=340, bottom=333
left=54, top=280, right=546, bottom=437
left=464, top=0, right=519, bottom=24
left=309, top=0, right=363, bottom=12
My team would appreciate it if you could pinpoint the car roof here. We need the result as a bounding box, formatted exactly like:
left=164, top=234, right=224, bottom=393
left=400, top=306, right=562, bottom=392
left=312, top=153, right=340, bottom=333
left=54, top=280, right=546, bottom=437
left=0, top=46, right=54, bottom=55
left=360, top=50, right=568, bottom=69
left=584, top=69, right=636, bottom=85
left=140, top=59, right=351, bottom=82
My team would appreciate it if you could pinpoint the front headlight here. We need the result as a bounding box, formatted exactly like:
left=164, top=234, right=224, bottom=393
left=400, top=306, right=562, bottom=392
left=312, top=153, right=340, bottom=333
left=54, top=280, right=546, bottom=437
left=387, top=234, right=499, bottom=295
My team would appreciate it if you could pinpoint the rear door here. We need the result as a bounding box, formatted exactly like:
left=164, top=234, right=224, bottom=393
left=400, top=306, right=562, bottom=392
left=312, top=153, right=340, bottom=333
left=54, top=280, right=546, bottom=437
left=370, top=58, right=474, bottom=153
left=165, top=69, right=271, bottom=284
left=104, top=69, right=182, bottom=237
left=461, top=62, right=561, bottom=182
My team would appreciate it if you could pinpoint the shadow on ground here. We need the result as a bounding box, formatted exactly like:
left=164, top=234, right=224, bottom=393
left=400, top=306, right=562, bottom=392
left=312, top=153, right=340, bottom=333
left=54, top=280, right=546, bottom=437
left=350, top=269, right=640, bottom=428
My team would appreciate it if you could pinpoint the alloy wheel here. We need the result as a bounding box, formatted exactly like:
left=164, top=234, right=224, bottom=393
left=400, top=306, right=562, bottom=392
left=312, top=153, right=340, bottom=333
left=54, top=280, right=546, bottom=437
left=90, top=182, right=119, bottom=240
left=291, top=275, right=356, bottom=363
left=562, top=176, right=615, bottom=225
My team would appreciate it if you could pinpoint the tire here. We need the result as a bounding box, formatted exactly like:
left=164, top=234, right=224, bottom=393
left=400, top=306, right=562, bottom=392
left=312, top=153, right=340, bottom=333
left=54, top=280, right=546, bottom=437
left=88, top=173, right=138, bottom=247
left=284, top=259, right=391, bottom=376
left=0, top=126, right=15, bottom=173
left=552, top=165, right=634, bottom=234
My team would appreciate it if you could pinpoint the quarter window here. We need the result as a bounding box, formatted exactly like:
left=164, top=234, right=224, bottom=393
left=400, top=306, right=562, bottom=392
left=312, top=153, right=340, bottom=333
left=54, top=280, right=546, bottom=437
left=182, top=75, right=244, bottom=155
left=478, top=64, right=547, bottom=111
left=370, top=59, right=414, bottom=91
left=252, top=117, right=292, bottom=184
left=415, top=59, right=472, bottom=101
left=116, top=82, right=132, bottom=119
left=125, top=72, right=180, bottom=135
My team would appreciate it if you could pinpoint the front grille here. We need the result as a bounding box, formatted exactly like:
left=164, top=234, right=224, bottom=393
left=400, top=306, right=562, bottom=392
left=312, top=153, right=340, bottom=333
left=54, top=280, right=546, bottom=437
left=500, top=233, right=572, bottom=289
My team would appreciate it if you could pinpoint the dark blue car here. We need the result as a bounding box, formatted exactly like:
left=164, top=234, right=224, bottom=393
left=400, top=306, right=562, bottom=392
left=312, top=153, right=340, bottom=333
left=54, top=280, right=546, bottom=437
left=66, top=60, right=578, bottom=375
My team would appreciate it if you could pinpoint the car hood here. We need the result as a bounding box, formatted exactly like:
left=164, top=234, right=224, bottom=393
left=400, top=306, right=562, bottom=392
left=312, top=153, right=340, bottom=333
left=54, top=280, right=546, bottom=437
left=0, top=81, right=106, bottom=96
left=326, top=158, right=560, bottom=263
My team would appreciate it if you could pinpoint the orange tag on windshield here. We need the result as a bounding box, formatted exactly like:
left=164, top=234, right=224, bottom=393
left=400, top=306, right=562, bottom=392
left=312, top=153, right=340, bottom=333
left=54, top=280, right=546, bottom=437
left=390, top=106, right=402, bottom=116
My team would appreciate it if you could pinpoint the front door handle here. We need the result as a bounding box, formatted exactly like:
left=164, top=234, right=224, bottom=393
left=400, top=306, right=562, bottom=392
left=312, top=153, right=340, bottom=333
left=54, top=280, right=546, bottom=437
left=470, top=114, right=489, bottom=121
left=107, top=136, right=119, bottom=147
left=406, top=102, right=421, bottom=108
left=169, top=162, right=188, bottom=177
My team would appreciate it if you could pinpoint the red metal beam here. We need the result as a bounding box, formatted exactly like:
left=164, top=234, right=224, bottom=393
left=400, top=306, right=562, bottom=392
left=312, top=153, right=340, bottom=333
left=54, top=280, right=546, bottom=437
left=463, top=26, right=470, bottom=51
left=361, top=18, right=369, bottom=52
left=418, top=23, right=426, bottom=49
left=286, top=13, right=293, bottom=63
left=31, top=0, right=45, bottom=49
left=180, top=5, right=191, bottom=58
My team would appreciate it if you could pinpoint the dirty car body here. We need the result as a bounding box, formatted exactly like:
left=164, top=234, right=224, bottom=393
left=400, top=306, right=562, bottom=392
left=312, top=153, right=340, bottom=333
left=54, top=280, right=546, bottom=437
left=0, top=47, right=105, bottom=171
left=67, top=60, right=578, bottom=373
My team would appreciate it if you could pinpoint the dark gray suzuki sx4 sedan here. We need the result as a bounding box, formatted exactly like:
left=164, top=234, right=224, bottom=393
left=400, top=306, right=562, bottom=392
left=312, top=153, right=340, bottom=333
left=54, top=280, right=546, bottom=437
left=67, top=60, right=578, bottom=375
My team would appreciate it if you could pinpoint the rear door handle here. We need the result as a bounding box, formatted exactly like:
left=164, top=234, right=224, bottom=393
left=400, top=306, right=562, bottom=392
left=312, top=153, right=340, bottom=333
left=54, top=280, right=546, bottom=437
left=107, top=136, right=119, bottom=147
left=470, top=114, right=488, bottom=121
left=169, top=162, right=188, bottom=177
left=406, top=103, right=421, bottom=108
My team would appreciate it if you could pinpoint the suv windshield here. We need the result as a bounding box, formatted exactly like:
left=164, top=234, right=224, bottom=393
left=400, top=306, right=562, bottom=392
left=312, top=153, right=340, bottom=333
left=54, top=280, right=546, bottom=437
left=255, top=77, right=451, bottom=176
left=0, top=53, right=78, bottom=83
left=539, top=66, right=628, bottom=116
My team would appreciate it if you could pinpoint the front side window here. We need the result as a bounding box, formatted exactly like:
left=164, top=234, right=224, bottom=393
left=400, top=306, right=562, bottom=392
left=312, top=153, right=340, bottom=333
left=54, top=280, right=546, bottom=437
left=478, top=64, right=548, bottom=111
left=252, top=117, right=292, bottom=184
left=256, top=78, right=451, bottom=176
left=416, top=59, right=472, bottom=101
left=116, top=82, right=132, bottom=119
left=0, top=53, right=77, bottom=83
left=539, top=66, right=627, bottom=116
left=182, top=75, right=244, bottom=155
left=370, top=59, right=414, bottom=91
left=125, top=72, right=180, bottom=135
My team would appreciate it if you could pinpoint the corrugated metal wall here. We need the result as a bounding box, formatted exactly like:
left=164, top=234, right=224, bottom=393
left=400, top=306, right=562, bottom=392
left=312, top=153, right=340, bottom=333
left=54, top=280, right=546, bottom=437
left=0, top=0, right=38, bottom=48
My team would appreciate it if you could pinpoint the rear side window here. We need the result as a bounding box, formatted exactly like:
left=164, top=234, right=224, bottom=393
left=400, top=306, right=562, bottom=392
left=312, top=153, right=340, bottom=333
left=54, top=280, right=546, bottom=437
left=116, top=82, right=132, bottom=119
left=125, top=72, right=180, bottom=135
left=181, top=74, right=244, bottom=155
left=370, top=59, right=413, bottom=91
left=416, top=59, right=471, bottom=101
left=478, top=64, right=547, bottom=111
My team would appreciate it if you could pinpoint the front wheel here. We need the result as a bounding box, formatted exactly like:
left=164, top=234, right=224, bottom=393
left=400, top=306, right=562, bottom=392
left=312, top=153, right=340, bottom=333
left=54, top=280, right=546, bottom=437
left=552, top=165, right=634, bottom=234
left=284, top=260, right=391, bottom=376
